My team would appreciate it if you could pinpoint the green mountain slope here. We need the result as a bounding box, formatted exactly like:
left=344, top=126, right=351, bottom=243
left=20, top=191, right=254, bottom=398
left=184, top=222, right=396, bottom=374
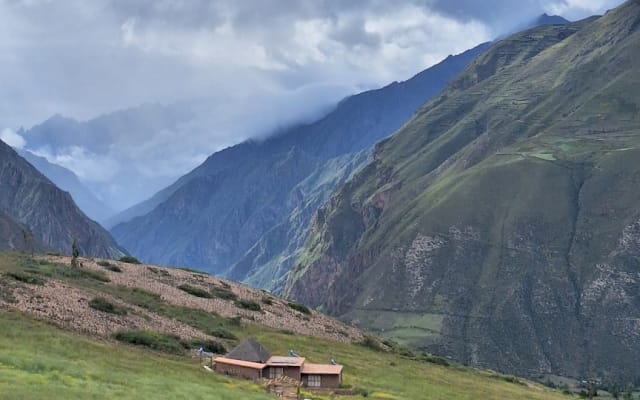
left=287, top=1, right=640, bottom=386
left=0, top=140, right=125, bottom=258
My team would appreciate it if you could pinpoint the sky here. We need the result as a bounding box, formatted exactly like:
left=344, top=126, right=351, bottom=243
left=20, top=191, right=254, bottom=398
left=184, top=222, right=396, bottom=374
left=0, top=0, right=626, bottom=211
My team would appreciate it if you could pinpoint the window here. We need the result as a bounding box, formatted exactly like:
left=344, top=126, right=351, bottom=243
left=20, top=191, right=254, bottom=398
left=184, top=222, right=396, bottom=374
left=269, top=367, right=284, bottom=379
left=307, top=375, right=321, bottom=387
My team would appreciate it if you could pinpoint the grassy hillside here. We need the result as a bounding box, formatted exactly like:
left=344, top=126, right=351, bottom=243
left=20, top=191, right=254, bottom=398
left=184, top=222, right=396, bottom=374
left=287, top=0, right=640, bottom=386
left=0, top=311, right=270, bottom=400
left=0, top=252, right=569, bottom=399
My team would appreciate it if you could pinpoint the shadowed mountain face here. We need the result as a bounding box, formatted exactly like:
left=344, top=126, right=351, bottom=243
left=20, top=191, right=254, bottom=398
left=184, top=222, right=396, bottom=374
left=0, top=210, right=45, bottom=252
left=0, top=140, right=125, bottom=258
left=110, top=42, right=490, bottom=289
left=287, top=1, right=640, bottom=384
left=18, top=150, right=113, bottom=224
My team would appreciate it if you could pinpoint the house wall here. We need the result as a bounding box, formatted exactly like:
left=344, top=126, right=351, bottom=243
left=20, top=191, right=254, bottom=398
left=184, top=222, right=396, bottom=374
left=284, top=366, right=301, bottom=381
left=265, top=366, right=301, bottom=381
left=301, top=373, right=342, bottom=388
left=214, top=362, right=263, bottom=380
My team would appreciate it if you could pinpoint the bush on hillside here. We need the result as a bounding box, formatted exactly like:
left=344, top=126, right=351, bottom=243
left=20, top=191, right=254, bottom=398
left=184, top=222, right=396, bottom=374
left=177, top=267, right=208, bottom=275
left=210, top=328, right=237, bottom=340
left=119, top=256, right=141, bottom=264
left=89, top=297, right=127, bottom=315
left=97, top=260, right=122, bottom=272
left=261, top=296, right=274, bottom=305
left=210, top=286, right=237, bottom=301
left=113, top=330, right=189, bottom=354
left=235, top=299, right=261, bottom=312
left=359, top=335, right=383, bottom=352
left=420, top=353, right=450, bottom=367
left=191, top=339, right=226, bottom=354
left=7, top=271, right=46, bottom=285
left=287, top=301, right=311, bottom=315
left=177, top=284, right=211, bottom=298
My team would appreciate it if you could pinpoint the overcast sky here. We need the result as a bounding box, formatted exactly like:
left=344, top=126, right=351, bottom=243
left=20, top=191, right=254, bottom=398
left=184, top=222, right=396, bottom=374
left=0, top=0, right=626, bottom=210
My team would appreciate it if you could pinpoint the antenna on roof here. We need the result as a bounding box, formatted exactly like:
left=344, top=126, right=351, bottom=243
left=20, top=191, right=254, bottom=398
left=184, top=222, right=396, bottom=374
left=330, top=358, right=337, bottom=365
left=289, top=349, right=300, bottom=357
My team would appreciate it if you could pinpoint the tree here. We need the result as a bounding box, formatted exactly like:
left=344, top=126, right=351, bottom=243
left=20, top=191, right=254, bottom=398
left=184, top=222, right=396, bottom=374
left=71, top=239, right=80, bottom=268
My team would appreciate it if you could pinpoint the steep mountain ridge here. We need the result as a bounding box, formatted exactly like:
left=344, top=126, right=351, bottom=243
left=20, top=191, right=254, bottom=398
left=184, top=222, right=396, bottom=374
left=0, top=140, right=125, bottom=258
left=111, top=42, right=491, bottom=290
left=287, top=2, right=640, bottom=385
left=18, top=150, right=113, bottom=223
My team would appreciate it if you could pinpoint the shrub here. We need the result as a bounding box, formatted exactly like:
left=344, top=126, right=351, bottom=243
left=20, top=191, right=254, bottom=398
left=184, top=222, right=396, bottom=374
left=210, top=286, right=237, bottom=301
left=359, top=335, right=382, bottom=352
left=382, top=339, right=397, bottom=349
left=74, top=269, right=111, bottom=283
left=147, top=267, right=170, bottom=277
left=421, top=353, right=450, bottom=367
left=210, top=328, right=237, bottom=340
left=119, top=256, right=141, bottom=264
left=177, top=284, right=211, bottom=298
left=7, top=271, right=45, bottom=285
left=89, top=297, right=127, bottom=315
left=113, top=330, right=189, bottom=354
left=261, top=296, right=273, bottom=305
left=235, top=299, right=261, bottom=312
left=227, top=316, right=242, bottom=327
left=397, top=346, right=415, bottom=358
left=128, top=287, right=162, bottom=309
left=97, top=260, right=122, bottom=272
left=191, top=339, right=226, bottom=354
left=177, top=267, right=208, bottom=275
left=287, top=302, right=311, bottom=315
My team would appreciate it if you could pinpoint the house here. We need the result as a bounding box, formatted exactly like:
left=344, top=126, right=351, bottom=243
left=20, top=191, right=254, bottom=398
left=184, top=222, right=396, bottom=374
left=213, top=338, right=344, bottom=388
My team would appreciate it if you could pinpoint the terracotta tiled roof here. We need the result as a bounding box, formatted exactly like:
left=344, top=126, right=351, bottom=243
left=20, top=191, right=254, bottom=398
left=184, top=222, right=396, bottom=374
left=266, top=356, right=306, bottom=367
left=214, top=357, right=267, bottom=370
left=301, top=363, right=343, bottom=375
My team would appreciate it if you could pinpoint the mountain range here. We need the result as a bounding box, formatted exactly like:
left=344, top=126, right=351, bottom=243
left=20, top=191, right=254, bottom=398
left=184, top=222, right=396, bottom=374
left=109, top=42, right=491, bottom=291
left=286, top=1, right=640, bottom=384
left=3, top=1, right=638, bottom=388
left=0, top=140, right=125, bottom=258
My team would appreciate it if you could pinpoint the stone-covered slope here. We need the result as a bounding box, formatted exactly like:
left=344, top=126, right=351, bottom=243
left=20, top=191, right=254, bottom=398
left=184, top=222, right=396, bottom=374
left=287, top=1, right=640, bottom=385
left=0, top=140, right=125, bottom=258
left=111, top=43, right=490, bottom=290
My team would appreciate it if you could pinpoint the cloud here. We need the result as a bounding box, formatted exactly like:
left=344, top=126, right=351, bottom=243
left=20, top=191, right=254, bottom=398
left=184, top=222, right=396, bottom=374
left=541, top=0, right=623, bottom=19
left=0, top=128, right=26, bottom=148
left=0, top=0, right=627, bottom=210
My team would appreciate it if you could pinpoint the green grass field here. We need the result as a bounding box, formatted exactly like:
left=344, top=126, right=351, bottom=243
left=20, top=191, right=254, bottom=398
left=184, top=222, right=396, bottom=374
left=0, top=310, right=570, bottom=400
left=0, top=311, right=270, bottom=400
left=0, top=252, right=573, bottom=399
